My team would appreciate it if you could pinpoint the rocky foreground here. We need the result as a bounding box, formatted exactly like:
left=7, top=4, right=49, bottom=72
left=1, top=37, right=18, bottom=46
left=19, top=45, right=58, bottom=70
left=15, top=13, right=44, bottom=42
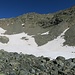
left=0, top=50, right=75, bottom=75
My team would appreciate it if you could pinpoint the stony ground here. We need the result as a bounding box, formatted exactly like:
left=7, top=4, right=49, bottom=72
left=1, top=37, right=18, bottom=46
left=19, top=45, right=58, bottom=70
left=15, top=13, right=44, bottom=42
left=0, top=50, right=75, bottom=75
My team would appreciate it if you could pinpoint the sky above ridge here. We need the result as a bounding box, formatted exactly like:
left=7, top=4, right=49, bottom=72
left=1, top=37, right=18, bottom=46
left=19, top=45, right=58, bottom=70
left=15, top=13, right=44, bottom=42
left=0, top=0, right=75, bottom=18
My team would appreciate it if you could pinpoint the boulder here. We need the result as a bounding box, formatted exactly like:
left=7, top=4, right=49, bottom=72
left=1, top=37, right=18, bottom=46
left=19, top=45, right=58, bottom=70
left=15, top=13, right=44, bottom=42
left=0, top=36, right=9, bottom=43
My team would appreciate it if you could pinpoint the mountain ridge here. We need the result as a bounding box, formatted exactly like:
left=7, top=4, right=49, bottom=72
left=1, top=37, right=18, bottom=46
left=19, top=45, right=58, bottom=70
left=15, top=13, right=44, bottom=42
left=0, top=6, right=75, bottom=46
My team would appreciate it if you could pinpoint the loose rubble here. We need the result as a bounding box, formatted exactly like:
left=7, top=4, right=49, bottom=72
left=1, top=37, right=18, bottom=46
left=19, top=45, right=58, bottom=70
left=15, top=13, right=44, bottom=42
left=0, top=50, right=75, bottom=75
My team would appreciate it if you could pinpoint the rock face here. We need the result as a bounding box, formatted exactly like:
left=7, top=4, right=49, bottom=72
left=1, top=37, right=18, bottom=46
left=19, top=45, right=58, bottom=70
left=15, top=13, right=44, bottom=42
left=0, top=36, right=9, bottom=43
left=0, top=50, right=75, bottom=75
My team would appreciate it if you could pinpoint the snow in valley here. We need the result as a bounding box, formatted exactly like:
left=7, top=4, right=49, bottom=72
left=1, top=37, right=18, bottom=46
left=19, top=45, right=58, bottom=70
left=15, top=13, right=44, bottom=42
left=0, top=27, right=75, bottom=59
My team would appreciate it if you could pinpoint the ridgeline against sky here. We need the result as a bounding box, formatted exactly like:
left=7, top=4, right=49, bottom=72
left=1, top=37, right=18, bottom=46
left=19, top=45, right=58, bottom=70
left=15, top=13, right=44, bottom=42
left=0, top=0, right=75, bottom=18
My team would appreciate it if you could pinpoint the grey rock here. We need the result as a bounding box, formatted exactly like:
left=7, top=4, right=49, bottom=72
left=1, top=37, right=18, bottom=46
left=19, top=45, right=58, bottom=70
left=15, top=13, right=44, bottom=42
left=0, top=36, right=9, bottom=44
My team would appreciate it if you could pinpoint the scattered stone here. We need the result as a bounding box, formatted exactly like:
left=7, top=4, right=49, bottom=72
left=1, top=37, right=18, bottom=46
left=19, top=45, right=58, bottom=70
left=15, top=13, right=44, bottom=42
left=21, top=37, right=29, bottom=40
left=0, top=50, right=74, bottom=75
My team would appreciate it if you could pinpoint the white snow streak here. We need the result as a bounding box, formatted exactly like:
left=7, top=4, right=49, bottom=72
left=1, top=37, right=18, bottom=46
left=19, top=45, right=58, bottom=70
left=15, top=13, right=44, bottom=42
left=22, top=23, right=25, bottom=26
left=41, top=31, right=49, bottom=35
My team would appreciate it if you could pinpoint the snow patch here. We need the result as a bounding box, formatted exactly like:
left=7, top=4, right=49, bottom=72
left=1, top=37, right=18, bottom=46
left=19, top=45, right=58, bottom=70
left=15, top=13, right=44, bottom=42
left=0, top=27, right=6, bottom=34
left=41, top=31, right=49, bottom=35
left=22, top=23, right=25, bottom=26
left=0, top=27, right=75, bottom=59
left=22, top=23, right=25, bottom=28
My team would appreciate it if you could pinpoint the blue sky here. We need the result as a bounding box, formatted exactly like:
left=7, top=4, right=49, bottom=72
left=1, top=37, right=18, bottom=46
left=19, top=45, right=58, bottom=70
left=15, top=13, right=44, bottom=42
left=0, top=0, right=75, bottom=18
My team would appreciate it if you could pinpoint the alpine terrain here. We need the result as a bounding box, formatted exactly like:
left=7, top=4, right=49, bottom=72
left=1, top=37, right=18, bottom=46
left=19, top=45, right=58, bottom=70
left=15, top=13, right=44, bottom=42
left=0, top=5, right=75, bottom=75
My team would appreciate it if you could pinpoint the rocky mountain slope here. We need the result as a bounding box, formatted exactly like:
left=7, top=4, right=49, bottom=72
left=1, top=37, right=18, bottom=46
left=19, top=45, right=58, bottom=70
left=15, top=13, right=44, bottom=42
left=0, top=5, right=75, bottom=75
left=0, top=6, right=75, bottom=59
left=0, top=6, right=75, bottom=46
